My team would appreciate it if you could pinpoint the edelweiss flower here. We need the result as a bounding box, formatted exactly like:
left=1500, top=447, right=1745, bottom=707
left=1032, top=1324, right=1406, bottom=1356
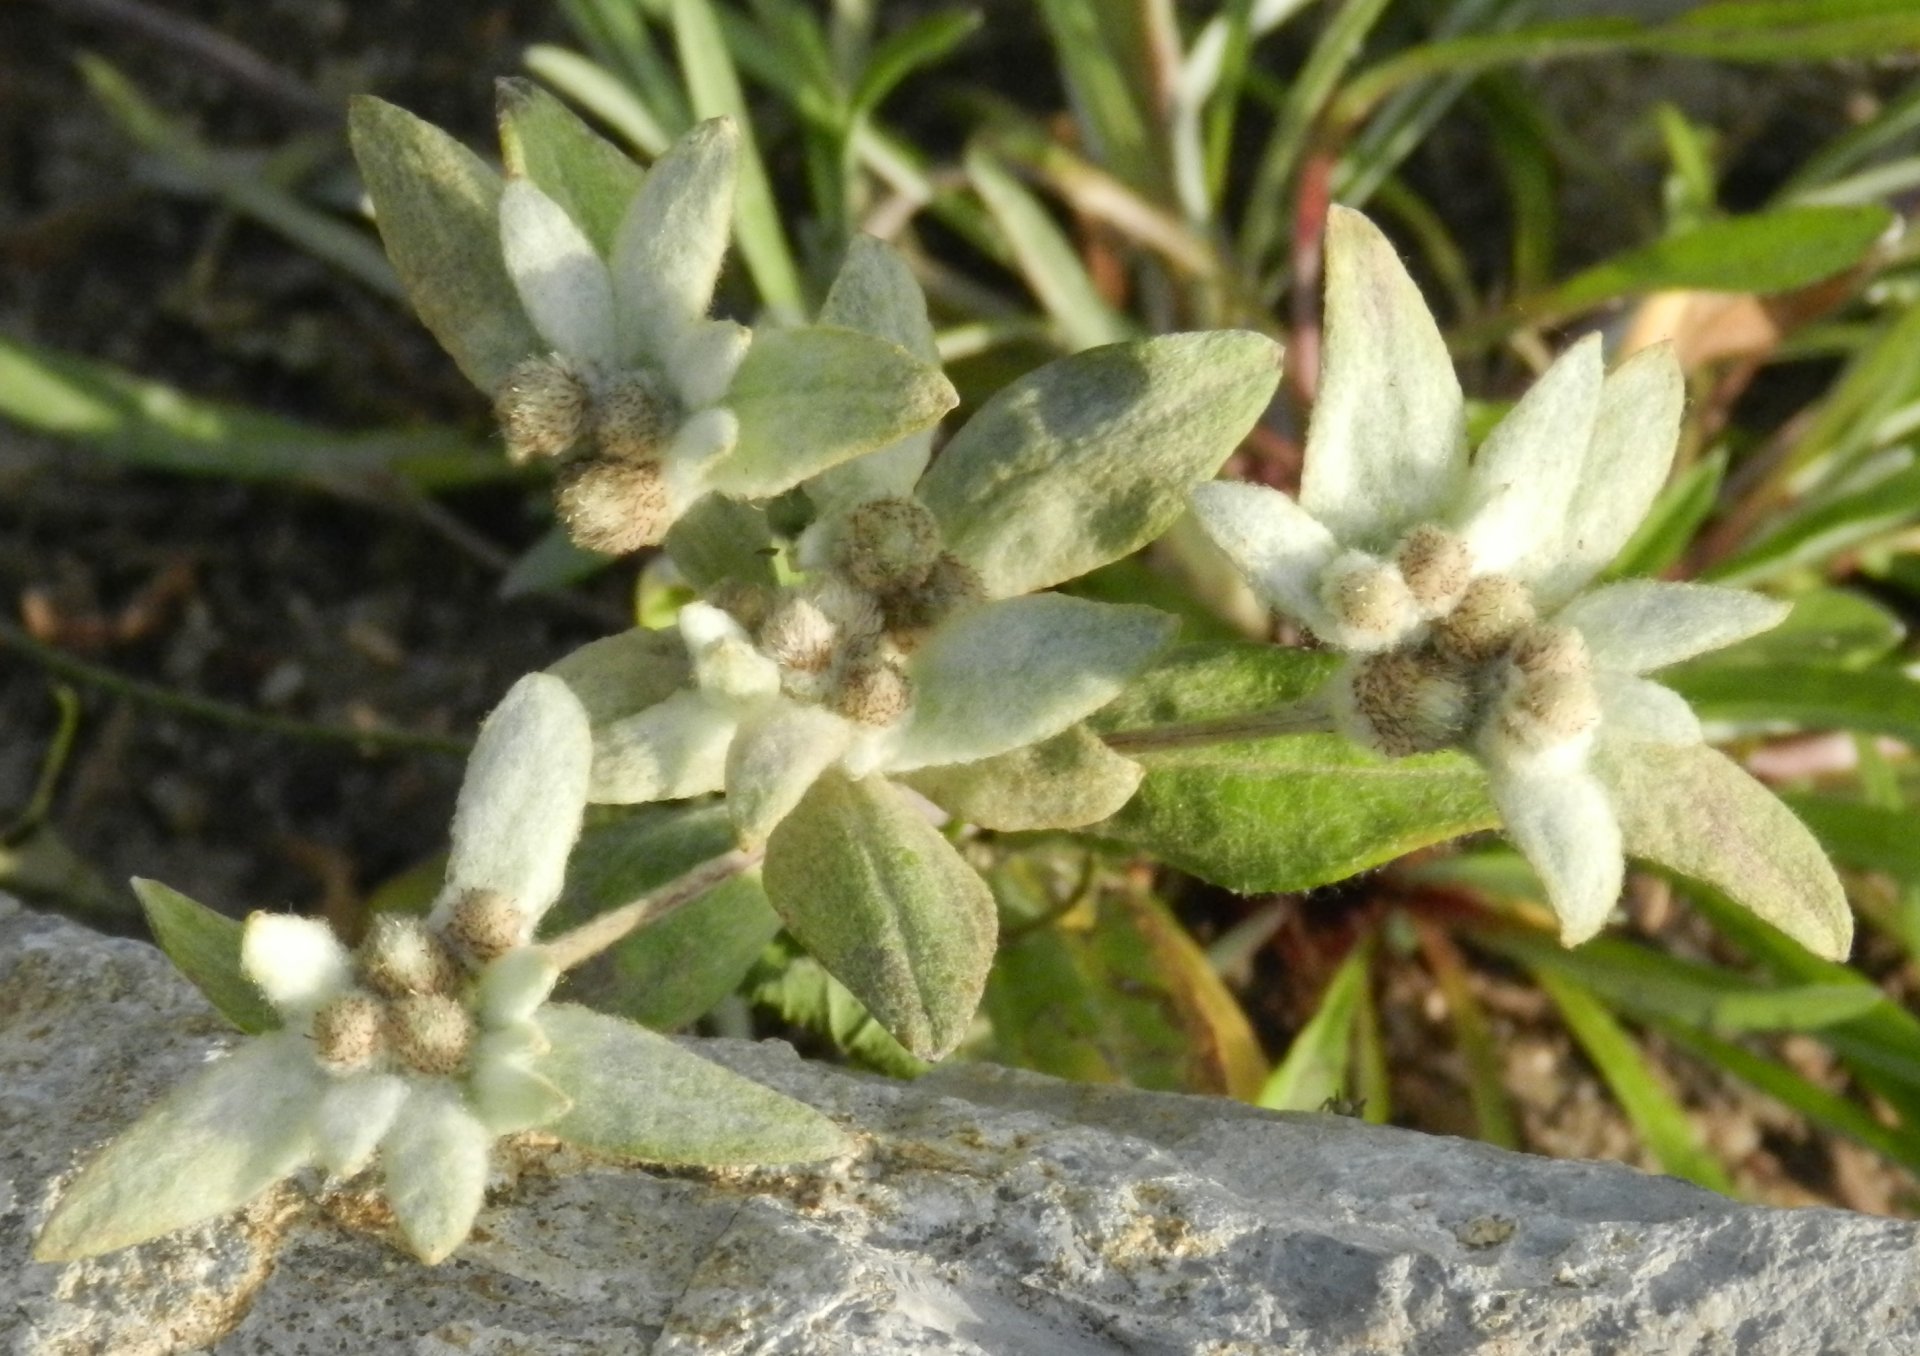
left=494, top=119, right=752, bottom=553
left=37, top=674, right=594, bottom=1264
left=1191, top=206, right=1791, bottom=945
left=581, top=519, right=1174, bottom=848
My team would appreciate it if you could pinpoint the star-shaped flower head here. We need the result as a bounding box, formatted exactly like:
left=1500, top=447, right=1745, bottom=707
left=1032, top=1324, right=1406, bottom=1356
left=36, top=675, right=591, bottom=1264
left=493, top=119, right=756, bottom=552
left=548, top=236, right=1286, bottom=1059
left=1190, top=207, right=1844, bottom=954
left=348, top=89, right=955, bottom=559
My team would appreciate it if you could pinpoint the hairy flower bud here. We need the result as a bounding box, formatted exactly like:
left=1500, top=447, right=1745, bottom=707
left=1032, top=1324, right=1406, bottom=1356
left=359, top=916, right=461, bottom=998
left=387, top=993, right=475, bottom=1077
left=593, top=369, right=679, bottom=463
left=1488, top=625, right=1600, bottom=754
left=811, top=576, right=885, bottom=644
left=758, top=593, right=839, bottom=673
left=1508, top=623, right=1589, bottom=679
left=1319, top=552, right=1418, bottom=649
left=834, top=497, right=942, bottom=593
left=312, top=991, right=387, bottom=1074
left=495, top=354, right=589, bottom=464
left=441, top=889, right=523, bottom=970
left=1432, top=574, right=1535, bottom=662
left=882, top=552, right=986, bottom=650
left=555, top=457, right=672, bottom=555
left=1340, top=647, right=1474, bottom=757
left=1395, top=525, right=1472, bottom=614
left=834, top=647, right=914, bottom=727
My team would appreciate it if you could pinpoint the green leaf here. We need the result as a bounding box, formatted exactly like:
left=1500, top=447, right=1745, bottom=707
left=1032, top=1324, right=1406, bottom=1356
left=34, top=1034, right=321, bottom=1261
left=1065, top=556, right=1247, bottom=644
left=1782, top=793, right=1920, bottom=885
left=917, top=331, right=1283, bottom=598
left=1664, top=662, right=1920, bottom=748
left=717, top=326, right=958, bottom=498
left=1690, top=890, right=1920, bottom=1111
left=671, top=0, right=806, bottom=320
left=1097, top=736, right=1494, bottom=895
left=538, top=1002, right=850, bottom=1162
left=496, top=76, right=645, bottom=257
left=987, top=871, right=1267, bottom=1099
left=892, top=596, right=1176, bottom=772
left=850, top=10, right=981, bottom=119
left=762, top=772, right=996, bottom=1059
left=0, top=336, right=503, bottom=490
left=1535, top=970, right=1733, bottom=1193
left=1595, top=741, right=1852, bottom=961
left=349, top=95, right=544, bottom=392
left=662, top=494, right=779, bottom=593
left=545, top=805, right=781, bottom=1031
left=744, top=940, right=930, bottom=1077
left=965, top=144, right=1131, bottom=351
left=1258, top=943, right=1370, bottom=1112
left=1649, top=1017, right=1920, bottom=1176
left=1476, top=929, right=1883, bottom=1036
left=901, top=725, right=1145, bottom=832
left=1090, top=641, right=1338, bottom=734
left=133, top=879, right=279, bottom=1035
left=1526, top=206, right=1891, bottom=322
left=1709, top=462, right=1920, bottom=586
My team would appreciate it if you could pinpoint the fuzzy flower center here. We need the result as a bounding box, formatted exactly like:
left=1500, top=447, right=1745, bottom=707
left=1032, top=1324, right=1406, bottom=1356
left=308, top=901, right=529, bottom=1081
left=718, top=497, right=984, bottom=729
left=496, top=353, right=683, bottom=554
left=1323, top=525, right=1599, bottom=760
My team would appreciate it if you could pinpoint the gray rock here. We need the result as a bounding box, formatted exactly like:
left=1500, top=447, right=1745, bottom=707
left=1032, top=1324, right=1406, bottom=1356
left=4, top=896, right=1916, bottom=1355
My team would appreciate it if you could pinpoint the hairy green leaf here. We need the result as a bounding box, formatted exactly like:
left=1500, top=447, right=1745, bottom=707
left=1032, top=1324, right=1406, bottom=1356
left=918, top=332, right=1282, bottom=597
left=546, top=805, right=780, bottom=1031
left=1098, top=736, right=1494, bottom=895
left=34, top=1034, right=320, bottom=1261
left=349, top=96, right=543, bottom=392
left=719, top=326, right=957, bottom=498
left=762, top=772, right=995, bottom=1059
left=1596, top=741, right=1852, bottom=961
left=745, top=940, right=930, bottom=1078
left=496, top=76, right=645, bottom=256
left=134, top=878, right=279, bottom=1035
left=902, top=725, right=1145, bottom=832
left=539, top=1003, right=850, bottom=1162
left=988, top=874, right=1267, bottom=1098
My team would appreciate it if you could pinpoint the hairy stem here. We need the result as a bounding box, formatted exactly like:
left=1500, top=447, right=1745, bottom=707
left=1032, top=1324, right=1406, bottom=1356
left=1101, top=697, right=1335, bottom=754
left=541, top=846, right=765, bottom=972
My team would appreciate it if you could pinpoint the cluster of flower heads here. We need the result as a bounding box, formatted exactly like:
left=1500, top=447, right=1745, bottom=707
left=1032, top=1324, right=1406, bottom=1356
left=491, top=120, right=749, bottom=553
left=1193, top=207, right=1796, bottom=946
left=35, top=677, right=848, bottom=1266
left=723, top=496, right=985, bottom=726
left=35, top=85, right=1854, bottom=1279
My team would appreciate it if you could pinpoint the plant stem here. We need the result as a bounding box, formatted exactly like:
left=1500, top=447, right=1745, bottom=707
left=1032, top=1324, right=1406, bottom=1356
left=540, top=845, right=765, bottom=972
left=1101, top=698, right=1335, bottom=754
left=0, top=619, right=470, bottom=757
